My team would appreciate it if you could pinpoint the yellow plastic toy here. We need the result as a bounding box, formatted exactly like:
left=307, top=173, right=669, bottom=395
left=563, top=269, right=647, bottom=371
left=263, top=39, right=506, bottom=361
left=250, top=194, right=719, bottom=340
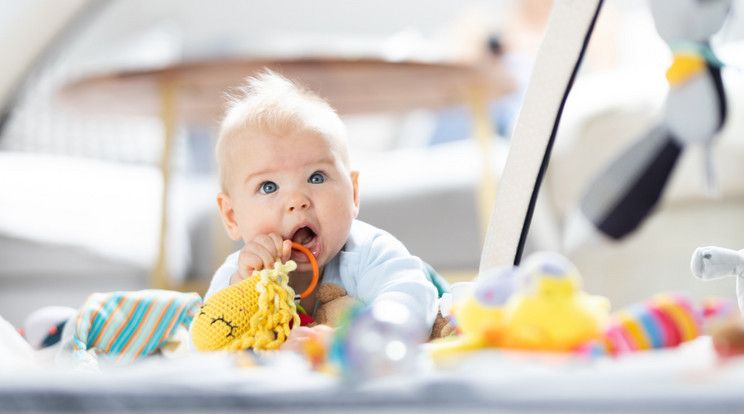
left=191, top=242, right=318, bottom=352
left=500, top=251, right=610, bottom=351
left=444, top=268, right=514, bottom=350
left=430, top=251, right=610, bottom=357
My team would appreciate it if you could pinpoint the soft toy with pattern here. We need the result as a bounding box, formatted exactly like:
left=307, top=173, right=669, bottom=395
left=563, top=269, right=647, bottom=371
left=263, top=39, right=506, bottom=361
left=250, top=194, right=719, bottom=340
left=190, top=260, right=302, bottom=352
left=190, top=242, right=319, bottom=352
left=580, top=292, right=710, bottom=356
left=55, top=289, right=202, bottom=370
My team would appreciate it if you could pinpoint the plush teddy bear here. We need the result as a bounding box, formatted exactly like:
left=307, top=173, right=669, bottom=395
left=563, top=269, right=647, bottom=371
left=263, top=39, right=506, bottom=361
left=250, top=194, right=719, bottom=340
left=311, top=283, right=362, bottom=327
left=430, top=307, right=453, bottom=340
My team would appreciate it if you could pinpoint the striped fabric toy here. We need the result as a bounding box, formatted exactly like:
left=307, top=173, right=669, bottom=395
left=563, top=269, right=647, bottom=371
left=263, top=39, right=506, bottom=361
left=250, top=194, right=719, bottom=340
left=602, top=292, right=704, bottom=355
left=66, top=289, right=202, bottom=367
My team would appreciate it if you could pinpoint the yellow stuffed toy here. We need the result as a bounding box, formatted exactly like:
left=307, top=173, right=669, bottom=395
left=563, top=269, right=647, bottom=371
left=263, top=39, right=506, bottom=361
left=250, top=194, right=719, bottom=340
left=191, top=243, right=318, bottom=352
left=430, top=251, right=610, bottom=358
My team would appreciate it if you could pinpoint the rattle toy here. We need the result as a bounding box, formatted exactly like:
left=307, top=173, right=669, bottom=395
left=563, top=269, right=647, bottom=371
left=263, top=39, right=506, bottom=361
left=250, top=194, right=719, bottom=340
left=190, top=242, right=319, bottom=352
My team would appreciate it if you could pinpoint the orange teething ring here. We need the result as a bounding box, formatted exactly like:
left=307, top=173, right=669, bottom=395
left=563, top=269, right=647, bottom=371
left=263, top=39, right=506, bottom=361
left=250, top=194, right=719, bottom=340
left=291, top=242, right=319, bottom=300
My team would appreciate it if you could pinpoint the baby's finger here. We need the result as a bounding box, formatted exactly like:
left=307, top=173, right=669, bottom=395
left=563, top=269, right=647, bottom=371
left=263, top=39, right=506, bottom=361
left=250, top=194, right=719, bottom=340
left=267, top=233, right=286, bottom=266
left=253, top=243, right=279, bottom=271
left=280, top=336, right=306, bottom=352
left=280, top=326, right=313, bottom=351
left=281, top=239, right=292, bottom=263
left=253, top=234, right=282, bottom=257
left=237, top=250, right=262, bottom=278
left=238, top=245, right=273, bottom=276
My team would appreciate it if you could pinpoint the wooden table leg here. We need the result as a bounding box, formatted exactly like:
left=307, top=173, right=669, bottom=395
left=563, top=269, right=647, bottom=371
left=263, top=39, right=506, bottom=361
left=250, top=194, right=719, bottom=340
left=152, top=77, right=177, bottom=290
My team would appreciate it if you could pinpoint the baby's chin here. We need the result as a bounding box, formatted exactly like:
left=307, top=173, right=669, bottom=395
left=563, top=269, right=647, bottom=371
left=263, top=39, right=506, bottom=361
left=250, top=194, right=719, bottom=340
left=290, top=245, right=317, bottom=263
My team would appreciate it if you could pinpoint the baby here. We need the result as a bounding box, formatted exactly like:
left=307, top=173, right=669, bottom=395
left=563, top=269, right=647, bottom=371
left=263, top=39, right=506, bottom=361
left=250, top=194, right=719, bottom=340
left=206, top=69, right=439, bottom=337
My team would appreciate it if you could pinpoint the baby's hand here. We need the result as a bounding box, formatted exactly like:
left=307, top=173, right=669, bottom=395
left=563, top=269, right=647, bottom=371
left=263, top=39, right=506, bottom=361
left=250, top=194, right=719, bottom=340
left=230, top=233, right=292, bottom=285
left=280, top=325, right=336, bottom=352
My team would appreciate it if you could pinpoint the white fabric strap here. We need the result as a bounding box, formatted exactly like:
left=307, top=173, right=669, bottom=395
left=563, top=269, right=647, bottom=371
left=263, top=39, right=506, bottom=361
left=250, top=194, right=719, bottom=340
left=479, top=0, right=604, bottom=273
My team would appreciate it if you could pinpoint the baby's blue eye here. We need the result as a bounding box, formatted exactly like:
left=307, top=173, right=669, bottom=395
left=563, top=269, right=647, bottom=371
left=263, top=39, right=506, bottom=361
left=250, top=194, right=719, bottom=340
left=259, top=181, right=278, bottom=194
left=309, top=172, right=326, bottom=184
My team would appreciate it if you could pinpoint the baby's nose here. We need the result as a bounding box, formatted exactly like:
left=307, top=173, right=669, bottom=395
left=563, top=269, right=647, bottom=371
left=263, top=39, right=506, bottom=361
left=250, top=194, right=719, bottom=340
left=286, top=195, right=310, bottom=213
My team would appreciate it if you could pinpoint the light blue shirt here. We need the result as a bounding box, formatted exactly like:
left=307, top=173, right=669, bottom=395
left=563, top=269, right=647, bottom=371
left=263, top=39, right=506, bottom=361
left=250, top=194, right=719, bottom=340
left=204, top=220, right=438, bottom=332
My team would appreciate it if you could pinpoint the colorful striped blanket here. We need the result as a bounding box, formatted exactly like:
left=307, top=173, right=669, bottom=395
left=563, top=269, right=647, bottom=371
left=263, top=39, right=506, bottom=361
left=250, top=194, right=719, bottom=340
left=59, top=289, right=202, bottom=370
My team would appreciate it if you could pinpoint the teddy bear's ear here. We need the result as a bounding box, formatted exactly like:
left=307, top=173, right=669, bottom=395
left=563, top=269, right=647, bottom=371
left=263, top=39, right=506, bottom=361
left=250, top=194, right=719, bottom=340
left=316, top=283, right=348, bottom=304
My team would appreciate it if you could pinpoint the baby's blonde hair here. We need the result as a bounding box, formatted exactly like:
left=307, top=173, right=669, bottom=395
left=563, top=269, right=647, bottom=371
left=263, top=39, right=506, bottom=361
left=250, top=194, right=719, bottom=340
left=216, top=69, right=348, bottom=192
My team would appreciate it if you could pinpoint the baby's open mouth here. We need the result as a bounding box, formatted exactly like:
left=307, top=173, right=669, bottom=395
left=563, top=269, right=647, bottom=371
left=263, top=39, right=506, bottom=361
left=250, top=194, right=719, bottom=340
left=291, top=226, right=316, bottom=246
left=290, top=226, right=319, bottom=260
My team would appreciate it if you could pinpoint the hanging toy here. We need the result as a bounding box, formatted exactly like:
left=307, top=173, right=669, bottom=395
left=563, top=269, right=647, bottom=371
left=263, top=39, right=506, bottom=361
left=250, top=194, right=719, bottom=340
left=566, top=0, right=731, bottom=247
left=190, top=242, right=319, bottom=352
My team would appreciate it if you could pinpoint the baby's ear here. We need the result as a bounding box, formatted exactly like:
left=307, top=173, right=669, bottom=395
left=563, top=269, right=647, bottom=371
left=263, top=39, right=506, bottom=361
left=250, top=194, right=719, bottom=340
left=350, top=171, right=360, bottom=213
left=216, top=192, right=242, bottom=241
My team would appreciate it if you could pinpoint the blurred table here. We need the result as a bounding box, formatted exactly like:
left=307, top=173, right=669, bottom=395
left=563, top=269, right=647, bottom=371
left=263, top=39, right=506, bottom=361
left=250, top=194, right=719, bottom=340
left=59, top=57, right=513, bottom=119
left=58, top=57, right=515, bottom=290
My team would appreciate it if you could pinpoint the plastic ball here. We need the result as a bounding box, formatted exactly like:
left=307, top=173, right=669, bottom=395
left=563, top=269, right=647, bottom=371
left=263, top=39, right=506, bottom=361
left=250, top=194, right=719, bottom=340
left=335, top=300, right=427, bottom=382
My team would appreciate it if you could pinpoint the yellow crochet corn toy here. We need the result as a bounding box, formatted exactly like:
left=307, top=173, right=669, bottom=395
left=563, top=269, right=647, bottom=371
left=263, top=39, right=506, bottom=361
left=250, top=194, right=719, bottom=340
left=191, top=242, right=318, bottom=352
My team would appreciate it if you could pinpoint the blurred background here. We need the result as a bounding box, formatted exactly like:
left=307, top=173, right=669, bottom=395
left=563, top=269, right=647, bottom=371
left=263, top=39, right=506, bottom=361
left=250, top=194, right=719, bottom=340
left=2, top=0, right=744, bottom=327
